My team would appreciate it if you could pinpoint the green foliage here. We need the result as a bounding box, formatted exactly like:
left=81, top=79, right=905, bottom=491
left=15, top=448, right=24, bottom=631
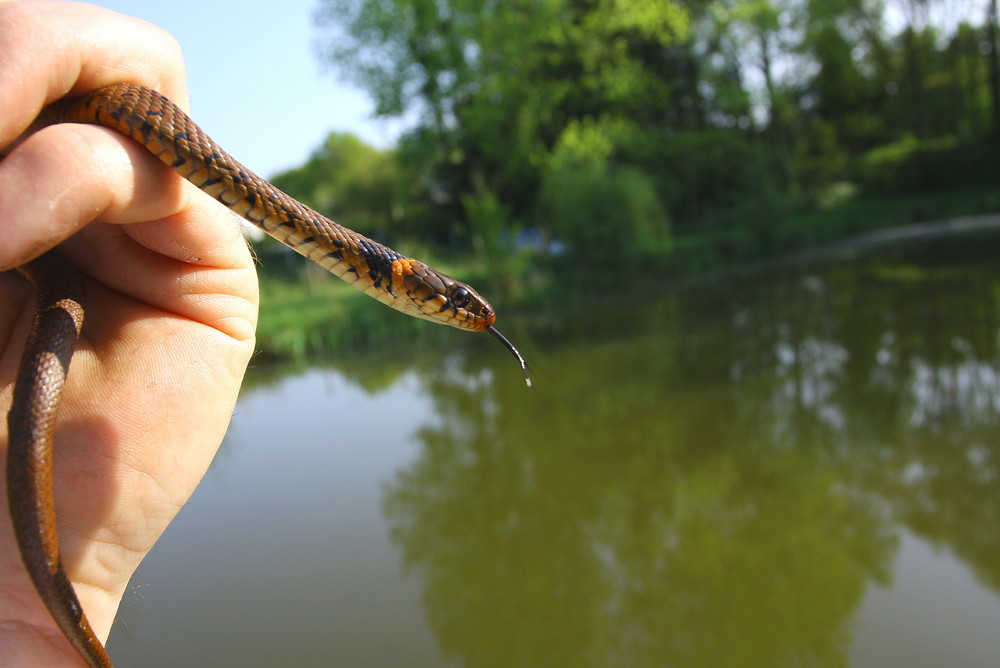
left=461, top=184, right=509, bottom=266
left=303, top=0, right=1000, bottom=296
left=861, top=135, right=1000, bottom=194
left=461, top=184, right=528, bottom=299
left=316, top=0, right=690, bottom=242
left=652, top=129, right=775, bottom=230
left=271, top=132, right=400, bottom=238
left=539, top=119, right=671, bottom=269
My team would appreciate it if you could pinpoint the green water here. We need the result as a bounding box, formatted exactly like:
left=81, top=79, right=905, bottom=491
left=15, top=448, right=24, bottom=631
left=110, top=231, right=1000, bottom=667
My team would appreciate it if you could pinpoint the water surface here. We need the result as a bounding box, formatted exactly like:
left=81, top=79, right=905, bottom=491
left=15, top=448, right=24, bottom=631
left=110, top=231, right=1000, bottom=667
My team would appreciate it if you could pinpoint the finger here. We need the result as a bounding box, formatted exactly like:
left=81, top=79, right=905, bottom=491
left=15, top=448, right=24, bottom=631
left=62, top=206, right=259, bottom=344
left=0, top=1, right=188, bottom=150
left=0, top=122, right=186, bottom=270
left=0, top=122, right=257, bottom=340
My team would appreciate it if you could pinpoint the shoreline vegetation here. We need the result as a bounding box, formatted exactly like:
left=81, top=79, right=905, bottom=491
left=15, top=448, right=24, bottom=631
left=253, top=186, right=1000, bottom=365
left=254, top=2, right=999, bottom=365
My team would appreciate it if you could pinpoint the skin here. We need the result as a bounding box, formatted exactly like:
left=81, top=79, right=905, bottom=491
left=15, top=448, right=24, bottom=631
left=0, top=1, right=257, bottom=664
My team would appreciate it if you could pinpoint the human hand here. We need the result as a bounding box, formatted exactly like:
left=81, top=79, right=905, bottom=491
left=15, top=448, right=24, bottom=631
left=0, top=1, right=257, bottom=663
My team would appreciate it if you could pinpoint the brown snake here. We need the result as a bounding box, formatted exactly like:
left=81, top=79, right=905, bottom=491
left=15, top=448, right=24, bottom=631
left=6, top=83, right=528, bottom=667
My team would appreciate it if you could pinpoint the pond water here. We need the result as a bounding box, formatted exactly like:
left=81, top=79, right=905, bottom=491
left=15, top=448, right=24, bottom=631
left=108, top=230, right=1000, bottom=667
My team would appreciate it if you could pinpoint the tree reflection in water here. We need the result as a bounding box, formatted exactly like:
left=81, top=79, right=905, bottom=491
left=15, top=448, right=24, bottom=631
left=383, top=233, right=1000, bottom=667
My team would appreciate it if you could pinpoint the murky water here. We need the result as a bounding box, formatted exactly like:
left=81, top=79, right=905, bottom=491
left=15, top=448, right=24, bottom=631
left=109, top=231, right=1000, bottom=667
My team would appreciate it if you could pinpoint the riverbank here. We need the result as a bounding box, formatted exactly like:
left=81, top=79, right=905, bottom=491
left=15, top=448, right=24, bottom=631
left=255, top=187, right=1000, bottom=363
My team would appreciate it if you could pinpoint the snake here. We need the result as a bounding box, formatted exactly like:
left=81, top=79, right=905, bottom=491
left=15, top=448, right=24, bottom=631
left=6, top=83, right=529, bottom=667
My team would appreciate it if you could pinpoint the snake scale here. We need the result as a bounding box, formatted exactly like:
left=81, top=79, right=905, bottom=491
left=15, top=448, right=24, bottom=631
left=6, top=83, right=528, bottom=667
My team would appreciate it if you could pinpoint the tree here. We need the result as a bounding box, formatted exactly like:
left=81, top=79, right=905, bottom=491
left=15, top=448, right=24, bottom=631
left=271, top=132, right=401, bottom=240
left=316, top=0, right=689, bottom=245
left=309, top=0, right=998, bottom=274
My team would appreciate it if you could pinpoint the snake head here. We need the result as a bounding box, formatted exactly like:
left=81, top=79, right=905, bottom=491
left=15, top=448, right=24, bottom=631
left=377, top=257, right=529, bottom=385
left=379, top=258, right=496, bottom=331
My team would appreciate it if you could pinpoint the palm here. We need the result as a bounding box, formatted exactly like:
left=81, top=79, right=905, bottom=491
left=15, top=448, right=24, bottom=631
left=0, top=201, right=258, bottom=644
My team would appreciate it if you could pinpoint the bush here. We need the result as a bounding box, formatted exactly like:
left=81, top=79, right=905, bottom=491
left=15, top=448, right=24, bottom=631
left=537, top=119, right=671, bottom=272
left=540, top=161, right=671, bottom=269
left=861, top=135, right=1000, bottom=194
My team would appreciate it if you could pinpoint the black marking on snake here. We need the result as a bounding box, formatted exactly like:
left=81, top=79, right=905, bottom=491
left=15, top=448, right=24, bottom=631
left=121, top=91, right=135, bottom=98
left=239, top=171, right=250, bottom=182
left=173, top=131, right=192, bottom=142
left=170, top=156, right=187, bottom=168
left=246, top=192, right=257, bottom=207
left=203, top=177, right=223, bottom=188
left=299, top=236, right=316, bottom=246
left=356, top=239, right=402, bottom=291
left=146, top=110, right=163, bottom=117
left=140, top=122, right=154, bottom=144
left=205, top=152, right=223, bottom=166
left=110, top=109, right=122, bottom=122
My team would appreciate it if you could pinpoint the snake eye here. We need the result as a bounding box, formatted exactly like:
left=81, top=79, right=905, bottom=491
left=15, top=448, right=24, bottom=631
left=450, top=287, right=471, bottom=309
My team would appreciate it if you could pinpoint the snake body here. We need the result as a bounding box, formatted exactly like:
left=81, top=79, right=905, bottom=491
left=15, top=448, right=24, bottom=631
left=49, top=84, right=499, bottom=329
left=7, top=84, right=526, bottom=667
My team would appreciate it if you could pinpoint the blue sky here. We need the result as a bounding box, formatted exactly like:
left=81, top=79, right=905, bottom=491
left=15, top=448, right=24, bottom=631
left=88, top=0, right=402, bottom=177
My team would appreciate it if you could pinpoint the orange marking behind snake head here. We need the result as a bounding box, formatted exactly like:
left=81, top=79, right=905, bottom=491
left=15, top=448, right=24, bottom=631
left=390, top=258, right=496, bottom=331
